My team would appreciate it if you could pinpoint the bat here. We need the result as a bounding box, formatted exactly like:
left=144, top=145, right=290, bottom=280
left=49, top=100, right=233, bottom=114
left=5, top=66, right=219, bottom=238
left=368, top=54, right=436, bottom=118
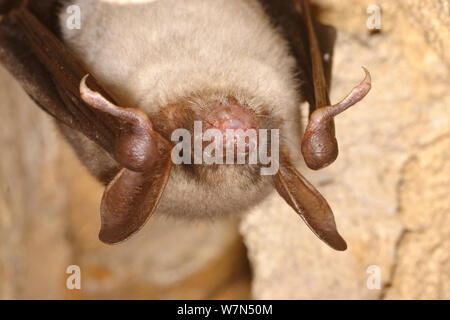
left=0, top=0, right=371, bottom=250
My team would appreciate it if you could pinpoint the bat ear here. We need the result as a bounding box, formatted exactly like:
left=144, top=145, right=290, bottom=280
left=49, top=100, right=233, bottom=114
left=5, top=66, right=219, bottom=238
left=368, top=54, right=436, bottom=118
left=80, top=75, right=173, bottom=244
left=99, top=146, right=172, bottom=244
left=273, top=149, right=347, bottom=251
left=301, top=67, right=371, bottom=170
left=80, top=75, right=159, bottom=172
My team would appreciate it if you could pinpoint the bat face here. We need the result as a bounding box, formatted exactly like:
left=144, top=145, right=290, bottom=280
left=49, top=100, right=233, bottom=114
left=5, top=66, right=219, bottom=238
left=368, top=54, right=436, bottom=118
left=59, top=0, right=302, bottom=218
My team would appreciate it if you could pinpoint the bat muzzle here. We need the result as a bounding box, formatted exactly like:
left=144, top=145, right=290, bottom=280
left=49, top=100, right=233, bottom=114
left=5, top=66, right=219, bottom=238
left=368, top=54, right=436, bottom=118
left=203, top=103, right=259, bottom=157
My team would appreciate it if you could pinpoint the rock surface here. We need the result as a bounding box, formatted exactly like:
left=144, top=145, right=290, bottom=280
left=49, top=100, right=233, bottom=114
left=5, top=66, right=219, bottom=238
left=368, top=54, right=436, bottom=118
left=241, top=0, right=449, bottom=299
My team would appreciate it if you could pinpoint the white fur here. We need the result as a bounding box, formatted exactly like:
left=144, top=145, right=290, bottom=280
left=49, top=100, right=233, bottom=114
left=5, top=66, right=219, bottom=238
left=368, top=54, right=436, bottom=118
left=59, top=0, right=302, bottom=218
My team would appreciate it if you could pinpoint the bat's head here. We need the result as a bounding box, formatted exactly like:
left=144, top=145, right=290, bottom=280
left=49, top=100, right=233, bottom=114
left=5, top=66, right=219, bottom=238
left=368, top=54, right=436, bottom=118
left=79, top=77, right=285, bottom=222
left=148, top=93, right=283, bottom=219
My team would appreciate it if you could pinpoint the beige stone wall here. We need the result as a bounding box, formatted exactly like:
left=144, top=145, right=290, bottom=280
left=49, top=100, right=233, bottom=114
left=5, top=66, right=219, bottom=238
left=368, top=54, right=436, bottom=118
left=241, top=0, right=449, bottom=299
left=0, top=0, right=448, bottom=299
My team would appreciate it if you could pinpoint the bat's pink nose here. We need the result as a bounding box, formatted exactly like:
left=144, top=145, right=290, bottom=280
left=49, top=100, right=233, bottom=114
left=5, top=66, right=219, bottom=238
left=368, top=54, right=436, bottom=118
left=203, top=103, right=258, bottom=155
left=206, top=104, right=256, bottom=131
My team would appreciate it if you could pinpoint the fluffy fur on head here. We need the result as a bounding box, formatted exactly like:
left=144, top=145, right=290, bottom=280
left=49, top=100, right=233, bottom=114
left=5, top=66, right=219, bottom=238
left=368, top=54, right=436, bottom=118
left=59, top=0, right=302, bottom=219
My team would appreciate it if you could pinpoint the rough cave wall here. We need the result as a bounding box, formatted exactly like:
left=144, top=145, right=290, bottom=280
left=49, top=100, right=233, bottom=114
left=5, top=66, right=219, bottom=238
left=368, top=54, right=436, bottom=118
left=241, top=0, right=449, bottom=299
